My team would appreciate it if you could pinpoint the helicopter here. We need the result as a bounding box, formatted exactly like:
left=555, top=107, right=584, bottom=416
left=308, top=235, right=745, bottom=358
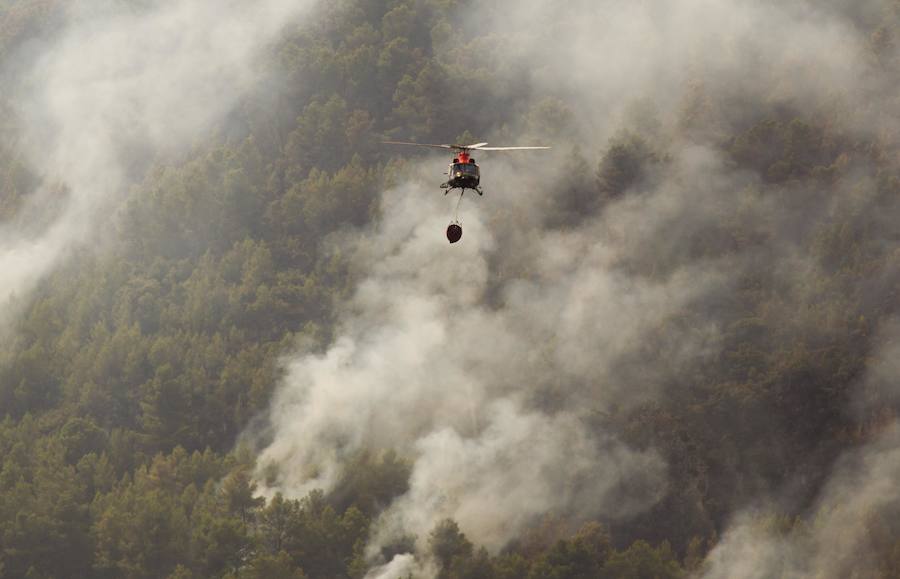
left=384, top=140, right=550, bottom=243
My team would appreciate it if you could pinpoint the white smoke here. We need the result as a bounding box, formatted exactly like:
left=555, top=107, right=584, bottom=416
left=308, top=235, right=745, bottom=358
left=0, top=0, right=319, bottom=325
left=371, top=401, right=665, bottom=554
left=256, top=151, right=728, bottom=559
left=700, top=293, right=900, bottom=578
left=460, top=0, right=885, bottom=154
left=363, top=553, right=428, bottom=579
left=702, top=426, right=900, bottom=579
left=254, top=0, right=900, bottom=575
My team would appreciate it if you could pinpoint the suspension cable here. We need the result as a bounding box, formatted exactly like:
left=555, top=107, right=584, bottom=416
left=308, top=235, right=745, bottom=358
left=453, top=190, right=465, bottom=222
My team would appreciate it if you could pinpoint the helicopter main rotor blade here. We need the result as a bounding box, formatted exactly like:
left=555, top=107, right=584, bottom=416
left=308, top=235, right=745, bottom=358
left=383, top=140, right=550, bottom=152
left=382, top=140, right=454, bottom=149
left=474, top=146, right=551, bottom=151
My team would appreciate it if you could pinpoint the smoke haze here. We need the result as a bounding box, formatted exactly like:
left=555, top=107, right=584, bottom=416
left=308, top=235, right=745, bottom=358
left=0, top=0, right=317, bottom=326
left=253, top=0, right=900, bottom=576
left=4, top=0, right=897, bottom=576
left=257, top=175, right=674, bottom=548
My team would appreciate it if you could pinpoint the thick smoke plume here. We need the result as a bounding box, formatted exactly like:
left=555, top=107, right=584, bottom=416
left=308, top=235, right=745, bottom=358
left=257, top=175, right=676, bottom=550
left=701, top=426, right=900, bottom=578
left=255, top=0, right=900, bottom=576
left=0, top=0, right=317, bottom=326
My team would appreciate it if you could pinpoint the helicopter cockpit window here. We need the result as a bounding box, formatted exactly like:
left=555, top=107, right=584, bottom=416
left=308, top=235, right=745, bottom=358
left=453, top=163, right=478, bottom=175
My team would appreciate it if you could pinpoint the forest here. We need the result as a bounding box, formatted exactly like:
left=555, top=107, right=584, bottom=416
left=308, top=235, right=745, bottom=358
left=0, top=0, right=899, bottom=577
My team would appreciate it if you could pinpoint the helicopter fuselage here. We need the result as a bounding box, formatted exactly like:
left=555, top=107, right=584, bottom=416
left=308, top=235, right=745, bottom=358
left=443, top=150, right=481, bottom=192
left=446, top=161, right=480, bottom=189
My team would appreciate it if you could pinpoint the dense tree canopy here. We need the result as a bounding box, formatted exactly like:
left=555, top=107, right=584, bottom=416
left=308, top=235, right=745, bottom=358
left=0, top=0, right=899, bottom=577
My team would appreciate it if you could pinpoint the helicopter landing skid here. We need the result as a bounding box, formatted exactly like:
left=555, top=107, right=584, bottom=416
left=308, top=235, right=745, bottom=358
left=442, top=186, right=483, bottom=196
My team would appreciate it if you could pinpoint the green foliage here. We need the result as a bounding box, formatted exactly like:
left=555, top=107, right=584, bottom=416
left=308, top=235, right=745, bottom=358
left=524, top=523, right=611, bottom=579
left=233, top=551, right=307, bottom=579
left=603, top=540, right=684, bottom=579
left=596, top=133, right=658, bottom=198
left=329, top=449, right=411, bottom=516
left=429, top=519, right=473, bottom=573
left=0, top=0, right=898, bottom=578
left=729, top=117, right=841, bottom=183
left=93, top=485, right=191, bottom=579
